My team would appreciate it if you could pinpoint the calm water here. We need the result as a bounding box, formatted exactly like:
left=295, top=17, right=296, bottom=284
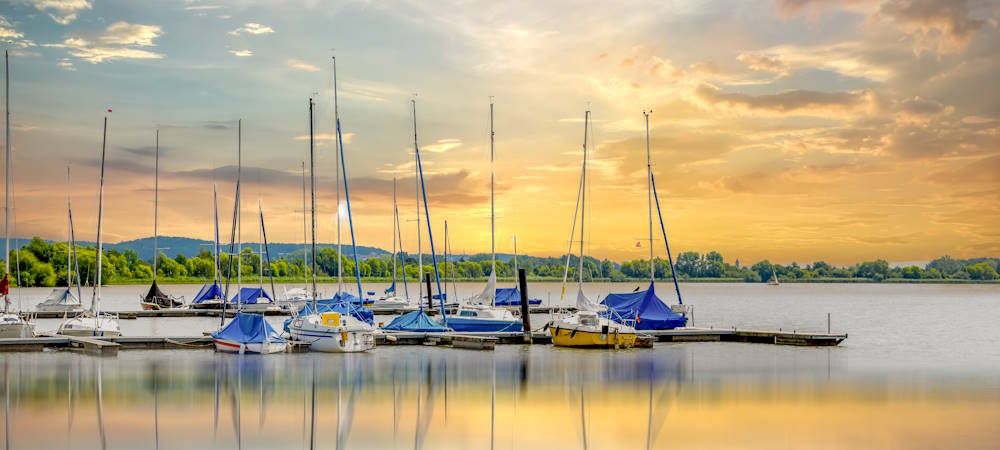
left=2, top=282, right=999, bottom=449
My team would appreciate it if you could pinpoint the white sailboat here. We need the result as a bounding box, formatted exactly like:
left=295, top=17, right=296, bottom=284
left=374, top=177, right=416, bottom=312
left=288, top=57, right=375, bottom=353
left=448, top=98, right=520, bottom=333
left=768, top=268, right=780, bottom=286
left=548, top=108, right=636, bottom=348
left=37, top=166, right=84, bottom=313
left=58, top=113, right=121, bottom=337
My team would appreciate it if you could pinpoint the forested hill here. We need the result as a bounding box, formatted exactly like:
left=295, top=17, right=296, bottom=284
left=68, top=236, right=388, bottom=262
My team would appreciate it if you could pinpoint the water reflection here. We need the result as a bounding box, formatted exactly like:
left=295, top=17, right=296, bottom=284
left=0, top=347, right=998, bottom=449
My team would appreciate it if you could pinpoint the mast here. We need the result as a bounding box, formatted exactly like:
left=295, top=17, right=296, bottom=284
left=644, top=111, right=654, bottom=283
left=415, top=112, right=422, bottom=303
left=213, top=184, right=219, bottom=284
left=153, top=129, right=159, bottom=283
left=3, top=51, right=9, bottom=314
left=392, top=178, right=397, bottom=294
left=258, top=198, right=263, bottom=288
left=236, top=119, right=242, bottom=308
left=308, top=99, right=317, bottom=309
left=394, top=185, right=409, bottom=300
left=93, top=116, right=108, bottom=315
left=68, top=166, right=81, bottom=301
left=301, top=161, right=307, bottom=293
left=578, top=110, right=590, bottom=289
left=513, top=235, right=518, bottom=287
left=489, top=98, right=495, bottom=279
left=411, top=99, right=447, bottom=322
left=333, top=57, right=343, bottom=297
left=66, top=167, right=72, bottom=289
left=444, top=220, right=448, bottom=301
left=332, top=56, right=364, bottom=300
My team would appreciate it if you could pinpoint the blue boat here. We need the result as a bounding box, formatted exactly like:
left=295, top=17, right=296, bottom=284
left=447, top=304, right=523, bottom=332
left=601, top=282, right=686, bottom=330
left=229, top=287, right=273, bottom=305
left=189, top=281, right=225, bottom=309
left=212, top=311, right=287, bottom=354
left=382, top=309, right=451, bottom=332
left=494, top=287, right=542, bottom=306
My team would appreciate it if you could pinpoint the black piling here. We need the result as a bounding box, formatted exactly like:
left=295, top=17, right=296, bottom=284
left=517, top=268, right=532, bottom=343
left=425, top=273, right=433, bottom=311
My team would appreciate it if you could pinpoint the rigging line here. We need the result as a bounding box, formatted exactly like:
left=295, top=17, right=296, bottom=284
left=650, top=172, right=683, bottom=305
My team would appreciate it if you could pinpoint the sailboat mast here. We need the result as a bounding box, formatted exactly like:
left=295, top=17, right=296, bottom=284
left=644, top=111, right=653, bottom=283
left=153, top=129, right=159, bottom=283
left=301, top=161, right=307, bottom=293
left=308, top=99, right=318, bottom=307
left=68, top=167, right=82, bottom=301
left=94, top=116, right=108, bottom=315
left=3, top=51, right=9, bottom=313
left=236, top=120, right=242, bottom=305
left=392, top=177, right=397, bottom=292
left=258, top=198, right=263, bottom=288
left=578, top=110, right=589, bottom=288
left=333, top=57, right=343, bottom=297
left=332, top=56, right=364, bottom=300
left=415, top=110, right=422, bottom=302
left=213, top=184, right=219, bottom=284
left=513, top=235, right=518, bottom=285
left=489, top=98, right=495, bottom=278
left=66, top=167, right=71, bottom=289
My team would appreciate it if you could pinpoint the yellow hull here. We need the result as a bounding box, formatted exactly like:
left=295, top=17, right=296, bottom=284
left=549, top=327, right=637, bottom=349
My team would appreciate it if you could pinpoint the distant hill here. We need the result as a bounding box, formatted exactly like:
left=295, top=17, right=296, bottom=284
left=70, top=236, right=388, bottom=262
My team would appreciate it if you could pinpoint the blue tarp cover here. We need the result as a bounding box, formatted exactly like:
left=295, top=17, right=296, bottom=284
left=229, top=287, right=273, bottom=304
left=494, top=288, right=542, bottom=306
left=385, top=281, right=395, bottom=294
left=600, top=282, right=687, bottom=330
left=283, top=298, right=374, bottom=332
left=213, top=311, right=286, bottom=344
left=382, top=309, right=450, bottom=332
left=191, top=282, right=224, bottom=304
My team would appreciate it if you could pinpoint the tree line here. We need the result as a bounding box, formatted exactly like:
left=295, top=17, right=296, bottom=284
left=2, top=236, right=997, bottom=287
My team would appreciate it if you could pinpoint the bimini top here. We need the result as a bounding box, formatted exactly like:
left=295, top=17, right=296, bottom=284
left=229, top=287, right=273, bottom=305
left=600, top=282, right=687, bottom=330
left=382, top=309, right=450, bottom=332
left=494, top=288, right=542, bottom=306
left=213, top=311, right=286, bottom=344
left=283, top=298, right=374, bottom=332
left=190, top=282, right=224, bottom=304
left=40, top=287, right=82, bottom=307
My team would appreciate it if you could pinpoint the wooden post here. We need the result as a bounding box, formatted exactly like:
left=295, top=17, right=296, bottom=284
left=827, top=312, right=831, bottom=334
left=517, top=268, right=532, bottom=343
left=425, top=273, right=433, bottom=311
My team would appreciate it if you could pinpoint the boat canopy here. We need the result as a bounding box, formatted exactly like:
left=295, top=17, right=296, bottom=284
left=191, top=282, right=224, bottom=304
left=40, top=287, right=81, bottom=307
left=143, top=280, right=183, bottom=308
left=600, top=282, right=686, bottom=330
left=382, top=309, right=450, bottom=332
left=283, top=298, right=374, bottom=332
left=229, top=287, right=273, bottom=304
left=213, top=311, right=286, bottom=344
left=494, top=287, right=542, bottom=306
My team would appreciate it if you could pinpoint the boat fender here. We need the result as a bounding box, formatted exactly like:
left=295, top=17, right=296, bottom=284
left=570, top=329, right=578, bottom=338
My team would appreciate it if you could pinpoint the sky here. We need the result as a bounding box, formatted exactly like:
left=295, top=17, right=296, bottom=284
left=0, top=0, right=997, bottom=265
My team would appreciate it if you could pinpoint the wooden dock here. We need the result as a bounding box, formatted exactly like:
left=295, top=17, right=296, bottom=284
left=22, top=305, right=573, bottom=320
left=0, top=327, right=846, bottom=354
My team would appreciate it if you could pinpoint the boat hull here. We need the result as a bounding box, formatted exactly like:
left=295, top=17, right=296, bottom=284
left=0, top=321, right=34, bottom=338
left=446, top=318, right=522, bottom=333
left=549, top=326, right=637, bottom=348
left=290, top=327, right=375, bottom=353
left=58, top=315, right=121, bottom=337
left=213, top=338, right=287, bottom=354
left=35, top=304, right=84, bottom=313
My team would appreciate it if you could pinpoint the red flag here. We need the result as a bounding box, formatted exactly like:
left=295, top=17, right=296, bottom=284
left=0, top=273, right=8, bottom=296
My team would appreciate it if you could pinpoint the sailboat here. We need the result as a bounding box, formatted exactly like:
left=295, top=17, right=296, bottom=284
left=448, top=99, right=521, bottom=333
left=58, top=113, right=121, bottom=337
left=768, top=268, right=780, bottom=285
left=212, top=119, right=286, bottom=354
left=37, top=166, right=85, bottom=313
left=189, top=184, right=226, bottom=309
left=141, top=129, right=183, bottom=310
left=0, top=51, right=32, bottom=338
left=494, top=235, right=542, bottom=307
left=373, top=177, right=416, bottom=312
left=288, top=58, right=375, bottom=353
left=279, top=161, right=312, bottom=312
left=600, top=111, right=688, bottom=330
left=549, top=109, right=636, bottom=348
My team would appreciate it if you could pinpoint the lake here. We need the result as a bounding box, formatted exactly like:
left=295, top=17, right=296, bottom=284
left=2, top=282, right=998, bottom=449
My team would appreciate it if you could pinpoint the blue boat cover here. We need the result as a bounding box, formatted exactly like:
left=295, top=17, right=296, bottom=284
left=494, top=288, right=542, bottom=306
left=325, top=291, right=373, bottom=306
left=283, top=298, right=374, bottom=332
left=229, top=287, right=273, bottom=304
left=213, top=311, right=286, bottom=344
left=384, top=281, right=395, bottom=294
left=191, top=282, right=224, bottom=304
left=600, top=282, right=687, bottom=330
left=382, top=310, right=451, bottom=332
left=432, top=293, right=447, bottom=300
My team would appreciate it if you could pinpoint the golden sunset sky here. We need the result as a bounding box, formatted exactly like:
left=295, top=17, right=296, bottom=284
left=0, top=0, right=997, bottom=264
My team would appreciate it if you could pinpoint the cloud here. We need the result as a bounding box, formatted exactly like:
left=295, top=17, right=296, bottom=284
left=184, top=5, right=223, bottom=11
left=56, top=58, right=75, bottom=71
left=228, top=23, right=274, bottom=36
left=100, top=22, right=161, bottom=46
left=287, top=59, right=319, bottom=72
left=229, top=49, right=253, bottom=57
left=22, top=0, right=92, bottom=25
left=736, top=53, right=789, bottom=76
left=422, top=138, right=462, bottom=153
left=693, top=83, right=877, bottom=116
left=0, top=16, right=23, bottom=40
left=776, top=0, right=878, bottom=16
left=878, top=0, right=987, bottom=53
left=293, top=132, right=355, bottom=144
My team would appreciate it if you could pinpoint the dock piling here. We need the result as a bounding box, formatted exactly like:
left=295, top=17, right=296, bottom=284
left=517, top=268, right=532, bottom=343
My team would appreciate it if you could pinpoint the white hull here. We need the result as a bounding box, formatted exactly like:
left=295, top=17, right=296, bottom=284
left=58, top=315, right=121, bottom=337
left=288, top=315, right=375, bottom=353
left=0, top=315, right=34, bottom=338
left=213, top=338, right=287, bottom=354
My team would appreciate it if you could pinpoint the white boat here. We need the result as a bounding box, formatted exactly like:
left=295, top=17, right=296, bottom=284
left=58, top=113, right=120, bottom=338
left=36, top=288, right=83, bottom=313
left=289, top=59, right=374, bottom=353
left=0, top=51, right=32, bottom=339
left=278, top=286, right=312, bottom=312
left=768, top=268, right=780, bottom=285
